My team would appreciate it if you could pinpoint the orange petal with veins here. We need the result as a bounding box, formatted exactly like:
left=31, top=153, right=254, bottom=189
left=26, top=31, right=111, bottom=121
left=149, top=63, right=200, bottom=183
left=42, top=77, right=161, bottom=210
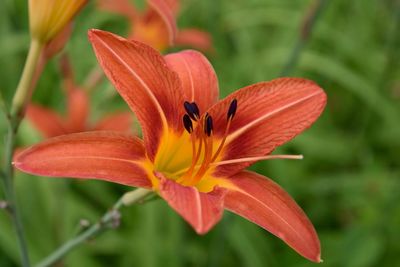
left=89, top=29, right=185, bottom=160
left=165, top=50, right=218, bottom=112
left=14, top=131, right=151, bottom=188
left=159, top=174, right=225, bottom=234
left=208, top=78, right=326, bottom=177
left=220, top=171, right=321, bottom=262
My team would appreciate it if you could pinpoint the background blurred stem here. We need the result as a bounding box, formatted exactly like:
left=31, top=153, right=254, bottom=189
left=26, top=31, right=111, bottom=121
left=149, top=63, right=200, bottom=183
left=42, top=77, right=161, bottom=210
left=35, top=188, right=153, bottom=267
left=0, top=90, right=8, bottom=115
left=379, top=1, right=400, bottom=89
left=1, top=39, right=45, bottom=267
left=279, top=0, right=329, bottom=76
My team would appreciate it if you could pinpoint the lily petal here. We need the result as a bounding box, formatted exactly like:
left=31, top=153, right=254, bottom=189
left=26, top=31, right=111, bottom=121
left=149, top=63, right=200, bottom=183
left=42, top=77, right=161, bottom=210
left=66, top=88, right=89, bottom=132
left=13, top=131, right=151, bottom=188
left=26, top=104, right=68, bottom=138
left=59, top=55, right=89, bottom=132
left=146, top=0, right=177, bottom=46
left=158, top=175, right=225, bottom=234
left=221, top=171, right=321, bottom=262
left=209, top=78, right=326, bottom=176
left=175, top=29, right=213, bottom=52
left=93, top=111, right=135, bottom=133
left=89, top=29, right=184, bottom=159
left=97, top=0, right=138, bottom=19
left=165, top=50, right=219, bottom=112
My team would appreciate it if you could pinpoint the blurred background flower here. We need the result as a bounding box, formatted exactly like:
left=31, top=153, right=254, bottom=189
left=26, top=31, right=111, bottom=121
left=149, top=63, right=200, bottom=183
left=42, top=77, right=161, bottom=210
left=26, top=55, right=134, bottom=137
left=1, top=0, right=400, bottom=266
left=98, top=0, right=213, bottom=51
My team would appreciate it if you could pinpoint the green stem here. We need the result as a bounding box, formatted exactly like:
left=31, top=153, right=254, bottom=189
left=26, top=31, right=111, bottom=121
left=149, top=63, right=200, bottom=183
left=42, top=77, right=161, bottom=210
left=35, top=188, right=153, bottom=267
left=10, top=39, right=44, bottom=124
left=2, top=121, right=31, bottom=267
left=1, top=38, right=44, bottom=267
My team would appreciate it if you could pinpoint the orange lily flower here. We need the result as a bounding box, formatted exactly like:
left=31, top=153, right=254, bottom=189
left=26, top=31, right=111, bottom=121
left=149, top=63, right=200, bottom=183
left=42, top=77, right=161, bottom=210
left=98, top=0, right=212, bottom=51
left=15, top=30, right=327, bottom=262
left=26, top=56, right=134, bottom=137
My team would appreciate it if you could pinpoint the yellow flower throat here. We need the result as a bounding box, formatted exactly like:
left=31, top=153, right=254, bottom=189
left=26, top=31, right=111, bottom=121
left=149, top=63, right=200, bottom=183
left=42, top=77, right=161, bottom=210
left=152, top=100, right=237, bottom=192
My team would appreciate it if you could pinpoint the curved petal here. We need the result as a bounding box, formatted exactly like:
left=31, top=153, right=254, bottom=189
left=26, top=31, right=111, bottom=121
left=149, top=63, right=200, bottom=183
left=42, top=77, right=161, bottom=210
left=26, top=104, right=68, bottom=138
left=165, top=50, right=219, bottom=112
left=175, top=29, right=213, bottom=52
left=158, top=174, right=225, bottom=234
left=93, top=111, right=135, bottom=133
left=97, top=0, right=138, bottom=19
left=220, top=171, right=321, bottom=262
left=130, top=0, right=177, bottom=51
left=163, top=0, right=180, bottom=15
left=208, top=78, right=326, bottom=176
left=88, top=29, right=185, bottom=160
left=13, top=131, right=151, bottom=188
left=66, top=88, right=89, bottom=132
left=146, top=0, right=177, bottom=46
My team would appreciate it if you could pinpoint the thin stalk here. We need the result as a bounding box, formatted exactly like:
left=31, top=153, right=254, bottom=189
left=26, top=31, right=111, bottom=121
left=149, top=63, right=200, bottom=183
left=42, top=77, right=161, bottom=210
left=10, top=39, right=44, bottom=124
left=2, top=121, right=31, bottom=267
left=1, top=38, right=44, bottom=267
left=379, top=2, right=400, bottom=89
left=279, top=0, right=329, bottom=77
left=35, top=188, right=153, bottom=267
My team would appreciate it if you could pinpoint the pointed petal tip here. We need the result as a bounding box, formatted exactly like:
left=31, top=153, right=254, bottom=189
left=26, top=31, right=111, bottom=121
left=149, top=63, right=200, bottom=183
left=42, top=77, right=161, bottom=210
left=88, top=28, right=109, bottom=42
left=194, top=226, right=210, bottom=235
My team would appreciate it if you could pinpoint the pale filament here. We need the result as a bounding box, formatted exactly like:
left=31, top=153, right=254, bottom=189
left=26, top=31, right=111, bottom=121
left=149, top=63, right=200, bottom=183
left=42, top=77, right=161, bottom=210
left=188, top=134, right=213, bottom=185
left=178, top=117, right=206, bottom=183
left=209, top=154, right=304, bottom=167
left=210, top=118, right=232, bottom=163
left=171, top=154, right=304, bottom=178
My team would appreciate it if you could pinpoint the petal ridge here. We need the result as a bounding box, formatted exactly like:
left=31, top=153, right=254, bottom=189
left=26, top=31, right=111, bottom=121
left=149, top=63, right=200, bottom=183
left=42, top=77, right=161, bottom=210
left=14, top=131, right=151, bottom=188
left=221, top=171, right=321, bottom=262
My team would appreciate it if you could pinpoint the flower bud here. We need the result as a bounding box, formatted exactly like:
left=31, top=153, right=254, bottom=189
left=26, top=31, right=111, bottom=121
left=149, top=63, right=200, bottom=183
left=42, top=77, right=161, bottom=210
left=29, top=0, right=87, bottom=43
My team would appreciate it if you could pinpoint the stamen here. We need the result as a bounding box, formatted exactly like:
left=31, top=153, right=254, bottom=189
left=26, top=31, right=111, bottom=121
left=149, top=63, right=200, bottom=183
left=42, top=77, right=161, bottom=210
left=209, top=154, right=304, bottom=167
left=204, top=114, right=213, bottom=136
left=171, top=154, right=304, bottom=178
left=191, top=102, right=200, bottom=118
left=182, top=114, right=193, bottom=133
left=184, top=101, right=200, bottom=121
left=177, top=115, right=206, bottom=184
left=210, top=99, right=237, bottom=162
left=188, top=134, right=213, bottom=185
left=177, top=136, right=203, bottom=184
left=227, top=99, right=237, bottom=121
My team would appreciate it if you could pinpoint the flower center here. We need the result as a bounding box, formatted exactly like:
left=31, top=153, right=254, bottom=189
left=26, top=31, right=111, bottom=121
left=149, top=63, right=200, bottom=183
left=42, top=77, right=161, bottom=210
left=152, top=100, right=303, bottom=192
left=153, top=100, right=237, bottom=188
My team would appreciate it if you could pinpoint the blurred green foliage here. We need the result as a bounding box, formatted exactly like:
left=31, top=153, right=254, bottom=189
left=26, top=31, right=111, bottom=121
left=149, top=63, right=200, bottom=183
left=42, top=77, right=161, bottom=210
left=1, top=0, right=400, bottom=266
